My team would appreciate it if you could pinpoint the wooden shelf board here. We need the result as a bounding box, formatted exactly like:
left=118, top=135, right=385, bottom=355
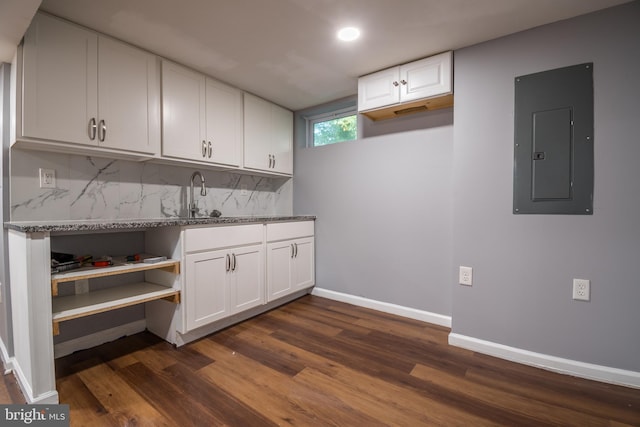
left=361, top=93, right=454, bottom=121
left=51, top=258, right=180, bottom=296
left=52, top=282, right=180, bottom=325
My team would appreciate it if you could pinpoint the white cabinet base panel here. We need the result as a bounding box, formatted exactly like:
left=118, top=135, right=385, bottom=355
left=54, top=319, right=146, bottom=359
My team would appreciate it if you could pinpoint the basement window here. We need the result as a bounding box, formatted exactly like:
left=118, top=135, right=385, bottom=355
left=306, top=106, right=357, bottom=147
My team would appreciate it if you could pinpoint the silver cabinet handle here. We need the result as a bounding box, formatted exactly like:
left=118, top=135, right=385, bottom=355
left=88, top=118, right=97, bottom=140
left=268, top=154, right=273, bottom=168
left=291, top=244, right=295, bottom=258
left=231, top=253, right=237, bottom=271
left=400, top=79, right=407, bottom=85
left=202, top=140, right=207, bottom=158
left=295, top=243, right=298, bottom=258
left=98, top=120, right=106, bottom=141
left=392, top=81, right=399, bottom=87
left=272, top=154, right=276, bottom=169
left=208, top=141, right=212, bottom=158
left=226, top=254, right=230, bottom=272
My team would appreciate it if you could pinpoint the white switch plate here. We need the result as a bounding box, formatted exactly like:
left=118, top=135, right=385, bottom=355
left=459, top=266, right=473, bottom=286
left=39, top=168, right=56, bottom=188
left=572, top=278, right=590, bottom=301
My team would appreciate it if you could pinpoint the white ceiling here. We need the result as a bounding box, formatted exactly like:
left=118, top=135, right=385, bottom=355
left=0, top=0, right=41, bottom=63
left=2, top=0, right=631, bottom=110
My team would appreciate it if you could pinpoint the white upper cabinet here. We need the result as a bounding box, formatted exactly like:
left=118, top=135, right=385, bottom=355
left=243, top=93, right=293, bottom=176
left=22, top=13, right=97, bottom=146
left=161, top=60, right=242, bottom=167
left=400, top=53, right=452, bottom=103
left=20, top=13, right=160, bottom=155
left=356, top=67, right=400, bottom=112
left=358, top=51, right=453, bottom=119
left=97, top=37, right=159, bottom=153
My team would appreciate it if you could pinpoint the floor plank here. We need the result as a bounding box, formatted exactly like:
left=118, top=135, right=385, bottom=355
left=2, top=294, right=638, bottom=426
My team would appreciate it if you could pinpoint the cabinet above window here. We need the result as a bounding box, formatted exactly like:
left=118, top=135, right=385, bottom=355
left=358, top=51, right=453, bottom=121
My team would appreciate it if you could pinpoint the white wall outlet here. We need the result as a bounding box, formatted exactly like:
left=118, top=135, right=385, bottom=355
left=39, top=168, right=56, bottom=189
left=572, top=278, right=590, bottom=301
left=459, top=266, right=473, bottom=286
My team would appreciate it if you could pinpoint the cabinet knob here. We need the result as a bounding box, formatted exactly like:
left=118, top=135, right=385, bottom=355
left=392, top=81, right=400, bottom=87
left=400, top=79, right=407, bottom=85
left=88, top=118, right=97, bottom=141
left=98, top=120, right=107, bottom=142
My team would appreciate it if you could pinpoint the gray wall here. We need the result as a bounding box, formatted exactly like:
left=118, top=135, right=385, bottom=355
left=294, top=1, right=640, bottom=373
left=294, top=123, right=454, bottom=315
left=452, top=2, right=640, bottom=371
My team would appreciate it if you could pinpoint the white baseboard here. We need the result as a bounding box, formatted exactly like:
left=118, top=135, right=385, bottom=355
left=54, top=320, right=147, bottom=359
left=0, top=336, right=14, bottom=373
left=311, top=287, right=452, bottom=328
left=449, top=333, right=640, bottom=390
left=12, top=361, right=59, bottom=404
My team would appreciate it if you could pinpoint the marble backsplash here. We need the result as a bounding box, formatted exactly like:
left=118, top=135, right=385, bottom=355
left=10, top=150, right=293, bottom=221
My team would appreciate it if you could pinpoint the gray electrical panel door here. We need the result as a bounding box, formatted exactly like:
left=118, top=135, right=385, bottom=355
left=513, top=63, right=593, bottom=214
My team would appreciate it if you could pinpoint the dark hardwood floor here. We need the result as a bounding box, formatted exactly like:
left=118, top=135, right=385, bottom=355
left=3, top=295, right=640, bottom=426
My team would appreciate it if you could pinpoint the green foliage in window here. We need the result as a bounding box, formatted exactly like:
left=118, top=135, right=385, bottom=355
left=313, top=115, right=357, bottom=146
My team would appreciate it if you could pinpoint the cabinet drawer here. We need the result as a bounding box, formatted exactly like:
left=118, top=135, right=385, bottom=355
left=266, top=221, right=314, bottom=242
left=184, top=224, right=264, bottom=252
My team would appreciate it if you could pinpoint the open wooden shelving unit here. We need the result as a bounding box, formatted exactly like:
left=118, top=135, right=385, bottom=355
left=50, top=257, right=181, bottom=335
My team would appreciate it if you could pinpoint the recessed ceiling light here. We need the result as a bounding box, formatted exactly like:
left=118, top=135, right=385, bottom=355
left=337, top=27, right=360, bottom=42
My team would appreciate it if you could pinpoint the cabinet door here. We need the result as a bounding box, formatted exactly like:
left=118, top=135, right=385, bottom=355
left=98, top=37, right=159, bottom=154
left=243, top=93, right=293, bottom=175
left=243, top=93, right=272, bottom=171
left=161, top=61, right=206, bottom=161
left=229, top=244, right=265, bottom=313
left=22, top=13, right=98, bottom=145
left=266, top=241, right=294, bottom=302
left=184, top=249, right=228, bottom=331
left=271, top=104, right=293, bottom=175
left=205, top=79, right=243, bottom=167
left=357, top=67, right=400, bottom=112
left=292, top=237, right=315, bottom=290
left=400, top=52, right=452, bottom=103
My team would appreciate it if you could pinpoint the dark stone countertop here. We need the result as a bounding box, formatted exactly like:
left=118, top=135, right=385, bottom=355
left=5, top=215, right=316, bottom=233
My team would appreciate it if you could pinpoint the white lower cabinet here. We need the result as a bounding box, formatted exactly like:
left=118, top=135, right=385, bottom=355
left=182, top=221, right=314, bottom=332
left=266, top=221, right=315, bottom=302
left=185, top=244, right=264, bottom=331
left=183, top=224, right=265, bottom=332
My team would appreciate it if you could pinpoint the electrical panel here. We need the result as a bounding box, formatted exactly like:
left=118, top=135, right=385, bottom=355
left=513, top=63, right=594, bottom=214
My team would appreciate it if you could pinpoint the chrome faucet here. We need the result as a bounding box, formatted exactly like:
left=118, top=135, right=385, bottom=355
left=189, top=171, right=207, bottom=218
